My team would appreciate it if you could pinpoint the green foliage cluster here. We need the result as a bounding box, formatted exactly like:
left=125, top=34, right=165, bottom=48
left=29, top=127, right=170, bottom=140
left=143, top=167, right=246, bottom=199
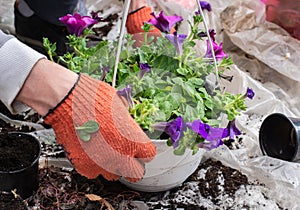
left=44, top=16, right=248, bottom=145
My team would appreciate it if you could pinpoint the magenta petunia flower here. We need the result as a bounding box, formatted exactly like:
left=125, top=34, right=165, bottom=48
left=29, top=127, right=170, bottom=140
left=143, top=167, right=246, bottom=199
left=204, top=40, right=228, bottom=61
left=152, top=116, right=185, bottom=148
left=59, top=13, right=98, bottom=36
left=165, top=32, right=187, bottom=56
left=147, top=11, right=183, bottom=33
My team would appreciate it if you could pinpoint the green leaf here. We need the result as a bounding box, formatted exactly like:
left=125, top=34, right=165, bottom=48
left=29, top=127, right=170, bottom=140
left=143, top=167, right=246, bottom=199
left=75, top=120, right=99, bottom=142
left=173, top=145, right=186, bottom=155
left=192, top=146, right=199, bottom=155
left=184, top=104, right=199, bottom=122
left=77, top=130, right=91, bottom=142
left=142, top=23, right=152, bottom=32
left=79, top=120, right=100, bottom=133
left=188, top=78, right=204, bottom=87
left=152, top=55, right=179, bottom=72
left=176, top=68, right=189, bottom=76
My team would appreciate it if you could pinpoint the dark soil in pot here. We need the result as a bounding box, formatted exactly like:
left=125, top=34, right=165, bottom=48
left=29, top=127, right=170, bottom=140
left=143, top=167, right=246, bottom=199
left=0, top=191, right=28, bottom=210
left=0, top=133, right=39, bottom=172
left=0, top=132, right=41, bottom=199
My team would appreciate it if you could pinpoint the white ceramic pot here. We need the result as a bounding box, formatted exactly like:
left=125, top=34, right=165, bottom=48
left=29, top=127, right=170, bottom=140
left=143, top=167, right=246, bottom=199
left=120, top=140, right=205, bottom=192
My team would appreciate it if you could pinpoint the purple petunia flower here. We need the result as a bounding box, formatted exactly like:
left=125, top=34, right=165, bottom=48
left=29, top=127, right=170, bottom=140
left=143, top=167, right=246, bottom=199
left=138, top=63, right=151, bottom=80
left=165, top=32, right=188, bottom=56
left=152, top=116, right=185, bottom=148
left=246, top=87, right=255, bottom=100
left=204, top=40, right=228, bottom=61
left=187, top=120, right=227, bottom=141
left=198, top=29, right=216, bottom=41
left=200, top=1, right=212, bottom=12
left=198, top=139, right=224, bottom=150
left=147, top=11, right=183, bottom=33
left=222, top=119, right=242, bottom=140
left=117, top=85, right=134, bottom=108
left=187, top=119, right=210, bottom=139
left=195, top=1, right=212, bottom=15
left=59, top=13, right=98, bottom=36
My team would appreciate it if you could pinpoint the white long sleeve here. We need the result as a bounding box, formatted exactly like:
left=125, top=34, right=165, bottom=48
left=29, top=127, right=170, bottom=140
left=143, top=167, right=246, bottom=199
left=0, top=30, right=45, bottom=113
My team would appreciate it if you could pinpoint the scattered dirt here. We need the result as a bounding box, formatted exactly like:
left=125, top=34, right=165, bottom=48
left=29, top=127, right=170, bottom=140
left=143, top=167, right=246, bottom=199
left=190, top=159, right=248, bottom=203
left=0, top=118, right=35, bottom=134
left=17, top=158, right=252, bottom=209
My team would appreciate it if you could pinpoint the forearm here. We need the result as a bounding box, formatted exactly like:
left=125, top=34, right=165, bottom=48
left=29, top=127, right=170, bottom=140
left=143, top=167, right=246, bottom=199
left=0, top=29, right=78, bottom=115
left=16, top=59, right=78, bottom=116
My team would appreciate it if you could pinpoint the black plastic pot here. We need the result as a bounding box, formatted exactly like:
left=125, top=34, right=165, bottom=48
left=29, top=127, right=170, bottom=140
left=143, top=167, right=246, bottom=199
left=259, top=113, right=300, bottom=161
left=0, top=132, right=41, bottom=199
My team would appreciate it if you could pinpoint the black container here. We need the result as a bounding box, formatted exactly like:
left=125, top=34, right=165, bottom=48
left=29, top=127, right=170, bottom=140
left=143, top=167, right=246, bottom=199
left=0, top=132, right=41, bottom=199
left=259, top=113, right=300, bottom=161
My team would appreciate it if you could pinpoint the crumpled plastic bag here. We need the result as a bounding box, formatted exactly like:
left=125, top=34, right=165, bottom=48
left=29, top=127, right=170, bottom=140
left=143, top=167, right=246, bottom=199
left=220, top=0, right=300, bottom=117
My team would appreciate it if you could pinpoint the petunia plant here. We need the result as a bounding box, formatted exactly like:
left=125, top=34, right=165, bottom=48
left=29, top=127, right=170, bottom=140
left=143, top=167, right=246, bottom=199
left=44, top=1, right=254, bottom=155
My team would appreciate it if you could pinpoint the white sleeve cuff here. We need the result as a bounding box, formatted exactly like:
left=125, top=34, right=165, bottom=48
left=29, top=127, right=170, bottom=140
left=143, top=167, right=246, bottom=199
left=0, top=38, right=46, bottom=113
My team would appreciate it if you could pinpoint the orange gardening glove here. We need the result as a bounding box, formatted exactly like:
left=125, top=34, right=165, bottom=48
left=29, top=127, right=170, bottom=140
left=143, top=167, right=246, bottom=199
left=44, top=74, right=156, bottom=182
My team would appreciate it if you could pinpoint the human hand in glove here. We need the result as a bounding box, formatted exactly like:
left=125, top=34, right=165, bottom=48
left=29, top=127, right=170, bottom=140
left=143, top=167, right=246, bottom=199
left=16, top=59, right=156, bottom=181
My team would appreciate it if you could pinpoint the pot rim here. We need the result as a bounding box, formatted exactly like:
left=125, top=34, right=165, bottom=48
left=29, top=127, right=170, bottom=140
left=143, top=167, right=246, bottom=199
left=0, top=132, right=41, bottom=174
left=259, top=112, right=299, bottom=161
